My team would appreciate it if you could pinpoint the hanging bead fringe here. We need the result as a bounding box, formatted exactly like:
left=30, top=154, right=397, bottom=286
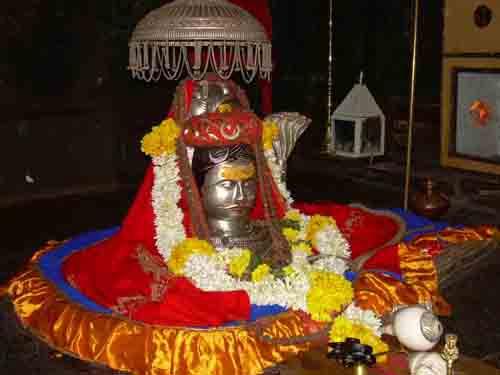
left=128, top=42, right=272, bottom=83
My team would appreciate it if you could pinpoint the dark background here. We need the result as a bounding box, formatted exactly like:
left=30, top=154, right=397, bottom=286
left=0, top=0, right=444, bottom=205
left=4, top=5, right=500, bottom=369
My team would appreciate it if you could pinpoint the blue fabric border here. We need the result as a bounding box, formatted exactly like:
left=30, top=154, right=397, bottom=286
left=389, top=208, right=450, bottom=241
left=38, top=228, right=118, bottom=314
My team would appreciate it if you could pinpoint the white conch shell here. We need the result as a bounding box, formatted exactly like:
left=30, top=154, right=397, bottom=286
left=264, top=112, right=311, bottom=179
left=409, top=352, right=447, bottom=375
left=391, top=305, right=443, bottom=352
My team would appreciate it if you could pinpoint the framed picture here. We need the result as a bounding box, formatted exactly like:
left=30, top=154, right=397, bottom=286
left=441, top=57, right=500, bottom=175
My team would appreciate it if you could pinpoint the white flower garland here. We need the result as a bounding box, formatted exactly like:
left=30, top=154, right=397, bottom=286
left=311, top=256, right=349, bottom=276
left=182, top=214, right=351, bottom=313
left=342, top=303, right=383, bottom=337
left=149, top=147, right=379, bottom=339
left=184, top=252, right=310, bottom=310
left=285, top=209, right=351, bottom=276
left=151, top=157, right=352, bottom=289
left=151, top=155, right=185, bottom=261
left=315, top=225, right=351, bottom=260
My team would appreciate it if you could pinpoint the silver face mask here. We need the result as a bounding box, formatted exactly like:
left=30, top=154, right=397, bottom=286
left=190, top=80, right=242, bottom=117
left=201, top=159, right=257, bottom=223
left=194, top=147, right=282, bottom=264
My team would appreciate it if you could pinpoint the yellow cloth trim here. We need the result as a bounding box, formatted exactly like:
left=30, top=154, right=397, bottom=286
left=354, top=242, right=450, bottom=317
left=411, top=225, right=492, bottom=246
left=3, top=248, right=310, bottom=375
left=353, top=225, right=499, bottom=317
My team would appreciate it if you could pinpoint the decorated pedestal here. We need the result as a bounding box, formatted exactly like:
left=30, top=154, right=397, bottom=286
left=2, top=77, right=499, bottom=375
left=2, top=208, right=499, bottom=374
left=3, top=233, right=311, bottom=375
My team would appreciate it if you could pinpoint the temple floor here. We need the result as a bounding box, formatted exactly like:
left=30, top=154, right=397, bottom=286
left=1, top=186, right=500, bottom=373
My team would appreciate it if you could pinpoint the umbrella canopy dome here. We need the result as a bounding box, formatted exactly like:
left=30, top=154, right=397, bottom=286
left=130, top=0, right=269, bottom=44
left=128, top=0, right=272, bottom=82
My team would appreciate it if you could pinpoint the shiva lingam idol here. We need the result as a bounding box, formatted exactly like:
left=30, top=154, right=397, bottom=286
left=181, top=75, right=294, bottom=269
left=191, top=143, right=292, bottom=269
left=193, top=145, right=283, bottom=263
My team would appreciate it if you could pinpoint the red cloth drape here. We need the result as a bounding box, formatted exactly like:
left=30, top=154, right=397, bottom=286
left=63, top=183, right=403, bottom=326
left=62, top=165, right=251, bottom=327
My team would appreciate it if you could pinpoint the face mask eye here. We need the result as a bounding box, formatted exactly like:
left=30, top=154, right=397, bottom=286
left=218, top=180, right=234, bottom=189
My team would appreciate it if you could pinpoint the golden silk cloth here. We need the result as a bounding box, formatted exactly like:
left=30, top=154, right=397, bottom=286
left=354, top=242, right=451, bottom=316
left=2, top=225, right=496, bottom=374
left=355, top=225, right=498, bottom=317
left=3, top=243, right=311, bottom=375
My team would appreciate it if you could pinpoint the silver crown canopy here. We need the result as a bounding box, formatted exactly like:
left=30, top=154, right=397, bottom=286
left=128, top=0, right=272, bottom=83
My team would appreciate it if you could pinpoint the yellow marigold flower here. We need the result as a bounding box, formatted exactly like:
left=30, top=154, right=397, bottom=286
left=306, top=215, right=337, bottom=247
left=217, top=103, right=233, bottom=113
left=292, top=241, right=312, bottom=254
left=329, top=316, right=355, bottom=343
left=141, top=118, right=181, bottom=157
left=229, top=250, right=252, bottom=278
left=329, top=316, right=389, bottom=362
left=167, top=238, right=216, bottom=275
left=282, top=227, right=300, bottom=242
left=252, top=264, right=271, bottom=283
left=365, top=337, right=389, bottom=363
left=262, top=120, right=279, bottom=151
left=306, top=271, right=354, bottom=322
left=284, top=210, right=302, bottom=222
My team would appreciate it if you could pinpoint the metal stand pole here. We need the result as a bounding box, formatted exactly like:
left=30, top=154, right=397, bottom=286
left=404, top=0, right=420, bottom=210
left=325, top=0, right=334, bottom=152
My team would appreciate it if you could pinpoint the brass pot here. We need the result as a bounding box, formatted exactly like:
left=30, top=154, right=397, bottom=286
left=410, top=178, right=450, bottom=219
